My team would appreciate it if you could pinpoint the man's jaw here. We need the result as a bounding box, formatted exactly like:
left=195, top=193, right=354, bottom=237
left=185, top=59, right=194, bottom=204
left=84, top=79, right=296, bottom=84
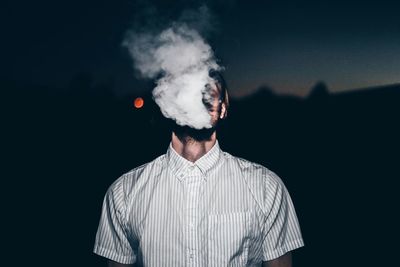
left=173, top=124, right=216, bottom=143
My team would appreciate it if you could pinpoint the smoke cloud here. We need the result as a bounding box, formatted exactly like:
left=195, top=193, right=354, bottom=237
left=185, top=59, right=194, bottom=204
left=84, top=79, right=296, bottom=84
left=123, top=19, right=221, bottom=129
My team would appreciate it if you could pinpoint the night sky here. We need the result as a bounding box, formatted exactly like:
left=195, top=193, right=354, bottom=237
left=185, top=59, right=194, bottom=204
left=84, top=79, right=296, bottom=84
left=3, top=0, right=400, bottom=97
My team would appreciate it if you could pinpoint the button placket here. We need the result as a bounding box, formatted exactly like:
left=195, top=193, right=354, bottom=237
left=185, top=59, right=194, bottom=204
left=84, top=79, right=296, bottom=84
left=186, top=173, right=203, bottom=265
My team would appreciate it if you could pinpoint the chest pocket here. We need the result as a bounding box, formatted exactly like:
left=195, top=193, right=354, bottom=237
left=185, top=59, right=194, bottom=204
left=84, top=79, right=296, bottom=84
left=208, top=211, right=253, bottom=267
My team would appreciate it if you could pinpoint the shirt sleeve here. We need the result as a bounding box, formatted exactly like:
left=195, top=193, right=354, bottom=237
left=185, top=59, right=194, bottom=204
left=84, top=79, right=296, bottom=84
left=261, top=172, right=304, bottom=261
left=93, top=178, right=136, bottom=264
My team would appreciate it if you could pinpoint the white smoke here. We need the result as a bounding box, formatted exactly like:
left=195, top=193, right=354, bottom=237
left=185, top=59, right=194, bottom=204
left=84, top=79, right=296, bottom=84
left=123, top=24, right=221, bottom=129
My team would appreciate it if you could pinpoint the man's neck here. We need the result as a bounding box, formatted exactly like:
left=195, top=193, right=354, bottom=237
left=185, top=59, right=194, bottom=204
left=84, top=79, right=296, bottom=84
left=171, top=131, right=217, bottom=163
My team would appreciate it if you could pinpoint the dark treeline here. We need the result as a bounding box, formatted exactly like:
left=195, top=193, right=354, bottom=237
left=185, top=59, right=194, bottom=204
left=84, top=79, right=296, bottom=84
left=2, top=78, right=399, bottom=266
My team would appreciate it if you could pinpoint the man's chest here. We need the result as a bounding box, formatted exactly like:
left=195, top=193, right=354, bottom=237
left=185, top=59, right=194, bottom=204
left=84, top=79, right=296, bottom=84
left=126, top=174, right=263, bottom=266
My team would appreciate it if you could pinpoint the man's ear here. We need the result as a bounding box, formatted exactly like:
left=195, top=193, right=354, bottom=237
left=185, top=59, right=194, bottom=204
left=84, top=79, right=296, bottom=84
left=220, top=102, right=227, bottom=119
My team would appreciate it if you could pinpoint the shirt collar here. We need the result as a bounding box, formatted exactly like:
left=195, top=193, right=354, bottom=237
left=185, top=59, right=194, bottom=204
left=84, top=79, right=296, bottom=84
left=166, top=140, right=222, bottom=181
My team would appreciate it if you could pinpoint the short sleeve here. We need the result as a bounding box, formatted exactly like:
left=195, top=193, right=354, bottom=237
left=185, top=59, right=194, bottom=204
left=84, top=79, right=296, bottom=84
left=93, top=178, right=136, bottom=264
left=261, top=172, right=304, bottom=261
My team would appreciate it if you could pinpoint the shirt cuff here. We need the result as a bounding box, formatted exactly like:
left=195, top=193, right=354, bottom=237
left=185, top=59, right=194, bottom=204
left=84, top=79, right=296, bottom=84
left=93, top=244, right=136, bottom=265
left=262, top=238, right=305, bottom=261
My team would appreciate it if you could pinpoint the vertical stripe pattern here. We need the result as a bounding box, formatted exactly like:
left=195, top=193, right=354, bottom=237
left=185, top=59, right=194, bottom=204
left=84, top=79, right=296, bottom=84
left=93, top=141, right=304, bottom=266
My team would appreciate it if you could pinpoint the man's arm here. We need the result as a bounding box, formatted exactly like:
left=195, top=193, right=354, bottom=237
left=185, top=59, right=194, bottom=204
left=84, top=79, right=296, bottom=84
left=107, top=260, right=134, bottom=267
left=262, top=252, right=292, bottom=267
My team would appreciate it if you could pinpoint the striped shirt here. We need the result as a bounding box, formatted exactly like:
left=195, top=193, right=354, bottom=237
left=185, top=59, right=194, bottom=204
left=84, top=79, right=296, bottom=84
left=93, top=141, right=304, bottom=266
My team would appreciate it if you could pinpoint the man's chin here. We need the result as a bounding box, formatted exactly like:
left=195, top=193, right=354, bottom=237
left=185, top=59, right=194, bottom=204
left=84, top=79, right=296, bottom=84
left=172, top=124, right=216, bottom=142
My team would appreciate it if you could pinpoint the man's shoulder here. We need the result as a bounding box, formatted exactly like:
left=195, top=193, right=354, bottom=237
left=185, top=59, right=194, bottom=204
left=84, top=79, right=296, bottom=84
left=223, top=152, right=283, bottom=188
left=223, top=152, right=276, bottom=176
left=107, top=154, right=166, bottom=196
left=224, top=153, right=288, bottom=215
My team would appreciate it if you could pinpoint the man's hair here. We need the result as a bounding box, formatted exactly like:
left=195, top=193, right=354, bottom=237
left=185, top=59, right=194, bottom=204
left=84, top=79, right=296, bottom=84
left=208, top=69, right=230, bottom=114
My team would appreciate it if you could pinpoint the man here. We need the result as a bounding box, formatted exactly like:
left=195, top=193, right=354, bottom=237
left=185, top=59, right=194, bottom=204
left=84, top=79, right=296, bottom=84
left=93, top=70, right=304, bottom=266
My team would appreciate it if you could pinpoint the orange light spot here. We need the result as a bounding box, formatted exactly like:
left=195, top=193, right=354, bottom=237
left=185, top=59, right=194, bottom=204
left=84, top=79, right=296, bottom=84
left=134, top=97, right=144, bottom=109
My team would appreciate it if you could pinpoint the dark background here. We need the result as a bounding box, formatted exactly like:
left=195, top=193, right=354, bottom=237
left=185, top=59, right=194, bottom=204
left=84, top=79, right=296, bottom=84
left=3, top=81, right=399, bottom=266
left=2, top=0, right=400, bottom=266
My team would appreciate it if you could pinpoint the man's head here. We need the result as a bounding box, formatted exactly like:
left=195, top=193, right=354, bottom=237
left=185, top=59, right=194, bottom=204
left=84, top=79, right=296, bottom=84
left=172, top=69, right=229, bottom=142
